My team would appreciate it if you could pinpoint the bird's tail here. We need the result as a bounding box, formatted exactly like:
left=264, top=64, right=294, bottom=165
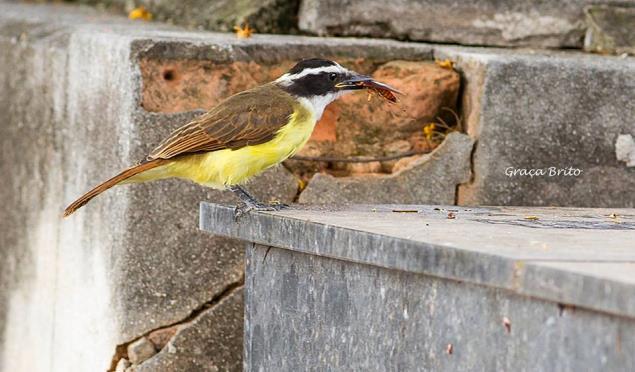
left=63, top=159, right=169, bottom=217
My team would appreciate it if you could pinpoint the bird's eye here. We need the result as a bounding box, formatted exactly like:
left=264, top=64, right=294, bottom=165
left=328, top=73, right=337, bottom=81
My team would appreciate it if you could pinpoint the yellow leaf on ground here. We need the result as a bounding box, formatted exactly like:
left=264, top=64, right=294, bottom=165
left=234, top=23, right=254, bottom=38
left=129, top=6, right=152, bottom=21
left=297, top=178, right=307, bottom=191
left=423, top=123, right=436, bottom=140
left=435, top=59, right=455, bottom=70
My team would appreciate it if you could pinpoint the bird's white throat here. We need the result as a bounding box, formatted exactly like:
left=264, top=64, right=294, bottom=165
left=297, top=91, right=347, bottom=121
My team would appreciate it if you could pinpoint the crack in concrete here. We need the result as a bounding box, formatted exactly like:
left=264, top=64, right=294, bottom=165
left=432, top=47, right=486, bottom=206
left=108, top=276, right=245, bottom=371
left=433, top=47, right=478, bottom=207
left=455, top=138, right=479, bottom=206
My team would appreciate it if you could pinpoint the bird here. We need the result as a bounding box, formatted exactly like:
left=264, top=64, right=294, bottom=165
left=63, top=58, right=400, bottom=218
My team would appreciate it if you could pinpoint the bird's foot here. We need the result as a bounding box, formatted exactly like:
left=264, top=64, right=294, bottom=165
left=268, top=200, right=289, bottom=209
left=234, top=201, right=289, bottom=221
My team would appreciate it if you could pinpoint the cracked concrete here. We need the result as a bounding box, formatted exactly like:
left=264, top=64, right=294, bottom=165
left=110, top=278, right=244, bottom=371
left=298, top=133, right=474, bottom=205
left=134, top=286, right=244, bottom=371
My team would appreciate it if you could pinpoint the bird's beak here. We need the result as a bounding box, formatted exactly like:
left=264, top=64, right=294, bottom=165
left=335, top=74, right=402, bottom=94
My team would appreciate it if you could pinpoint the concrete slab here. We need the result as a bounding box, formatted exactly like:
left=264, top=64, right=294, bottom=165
left=201, top=203, right=635, bottom=370
left=244, top=244, right=635, bottom=371
left=200, top=203, right=635, bottom=318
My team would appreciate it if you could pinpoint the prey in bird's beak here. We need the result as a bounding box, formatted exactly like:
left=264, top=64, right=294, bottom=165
left=335, top=74, right=402, bottom=103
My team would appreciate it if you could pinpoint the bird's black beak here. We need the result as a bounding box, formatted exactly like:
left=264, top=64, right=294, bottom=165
left=335, top=74, right=402, bottom=94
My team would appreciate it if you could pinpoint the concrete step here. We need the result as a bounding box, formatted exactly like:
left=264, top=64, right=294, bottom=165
left=299, top=0, right=635, bottom=51
left=201, top=202, right=635, bottom=371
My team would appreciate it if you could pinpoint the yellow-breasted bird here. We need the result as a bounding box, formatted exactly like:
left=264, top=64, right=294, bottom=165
left=63, top=58, right=399, bottom=217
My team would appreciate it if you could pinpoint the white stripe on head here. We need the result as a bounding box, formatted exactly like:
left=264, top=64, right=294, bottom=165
left=275, top=63, right=348, bottom=86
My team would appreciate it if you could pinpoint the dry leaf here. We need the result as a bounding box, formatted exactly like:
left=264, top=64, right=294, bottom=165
left=435, top=59, right=455, bottom=70
left=524, top=216, right=539, bottom=221
left=297, top=178, right=307, bottom=191
left=234, top=23, right=254, bottom=38
left=129, top=6, right=152, bottom=21
left=423, top=123, right=436, bottom=140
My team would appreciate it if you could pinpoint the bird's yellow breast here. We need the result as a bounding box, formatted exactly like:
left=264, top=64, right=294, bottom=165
left=136, top=101, right=316, bottom=189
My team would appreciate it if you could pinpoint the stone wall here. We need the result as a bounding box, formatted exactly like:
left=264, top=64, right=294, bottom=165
left=75, top=0, right=635, bottom=53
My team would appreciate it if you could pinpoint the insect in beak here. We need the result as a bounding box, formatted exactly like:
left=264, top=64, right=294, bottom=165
left=335, top=74, right=402, bottom=103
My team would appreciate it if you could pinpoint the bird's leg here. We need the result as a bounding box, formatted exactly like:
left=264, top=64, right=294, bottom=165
left=228, top=185, right=288, bottom=220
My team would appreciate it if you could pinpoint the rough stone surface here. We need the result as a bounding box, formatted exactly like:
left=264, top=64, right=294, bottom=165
left=86, top=0, right=300, bottom=34
left=136, top=288, right=243, bottom=372
left=435, top=46, right=635, bottom=207
left=115, top=358, right=131, bottom=372
left=299, top=133, right=474, bottom=204
left=245, top=244, right=635, bottom=371
left=584, top=5, right=635, bottom=55
left=139, top=59, right=288, bottom=113
left=147, top=325, right=179, bottom=350
left=127, top=337, right=157, bottom=365
left=298, top=0, right=608, bottom=48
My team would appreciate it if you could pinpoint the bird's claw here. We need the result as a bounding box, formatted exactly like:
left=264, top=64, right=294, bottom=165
left=233, top=202, right=289, bottom=221
left=268, top=200, right=289, bottom=210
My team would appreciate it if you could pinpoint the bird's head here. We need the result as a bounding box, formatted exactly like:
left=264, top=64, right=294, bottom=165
left=275, top=58, right=399, bottom=120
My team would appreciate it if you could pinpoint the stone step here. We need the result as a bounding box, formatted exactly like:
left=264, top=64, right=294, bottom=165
left=200, top=202, right=635, bottom=371
left=299, top=0, right=635, bottom=51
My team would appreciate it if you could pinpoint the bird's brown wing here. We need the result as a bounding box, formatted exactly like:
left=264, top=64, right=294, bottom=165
left=148, top=84, right=296, bottom=160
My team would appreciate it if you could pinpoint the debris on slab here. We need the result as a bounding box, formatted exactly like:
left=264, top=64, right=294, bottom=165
left=503, top=317, right=512, bottom=333
left=392, top=209, right=419, bottom=213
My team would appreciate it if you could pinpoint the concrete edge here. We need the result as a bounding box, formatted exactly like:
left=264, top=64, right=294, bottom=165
left=199, top=202, right=635, bottom=319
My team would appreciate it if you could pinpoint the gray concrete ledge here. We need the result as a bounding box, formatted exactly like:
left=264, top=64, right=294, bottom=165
left=200, top=203, right=635, bottom=319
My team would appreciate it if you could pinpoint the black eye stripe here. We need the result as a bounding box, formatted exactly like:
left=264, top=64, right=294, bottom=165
left=281, top=72, right=337, bottom=97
